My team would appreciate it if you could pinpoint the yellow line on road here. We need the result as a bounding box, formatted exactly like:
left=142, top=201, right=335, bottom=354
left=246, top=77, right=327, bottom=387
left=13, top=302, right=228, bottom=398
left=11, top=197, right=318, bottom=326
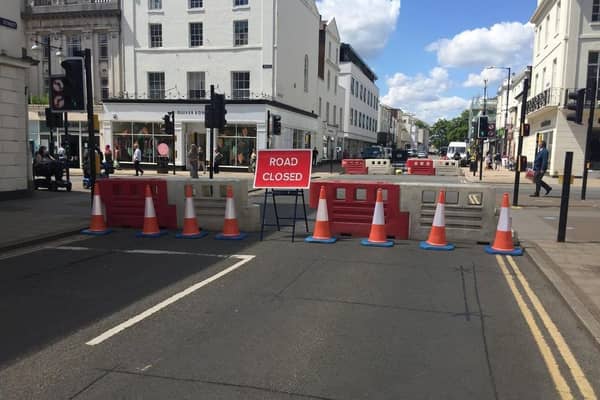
left=496, top=255, right=573, bottom=399
left=507, top=256, right=597, bottom=400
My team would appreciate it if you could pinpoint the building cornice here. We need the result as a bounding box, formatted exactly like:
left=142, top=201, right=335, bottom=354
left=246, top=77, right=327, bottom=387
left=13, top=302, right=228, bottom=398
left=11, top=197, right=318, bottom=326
left=531, top=0, right=555, bottom=24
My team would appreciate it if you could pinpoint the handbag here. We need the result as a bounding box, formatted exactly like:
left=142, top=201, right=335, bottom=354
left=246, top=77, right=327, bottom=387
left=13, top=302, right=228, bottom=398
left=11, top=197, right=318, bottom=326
left=525, top=168, right=535, bottom=180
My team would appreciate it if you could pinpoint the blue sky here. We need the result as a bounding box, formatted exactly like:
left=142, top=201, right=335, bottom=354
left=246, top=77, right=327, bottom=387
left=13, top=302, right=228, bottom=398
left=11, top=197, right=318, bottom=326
left=317, top=0, right=537, bottom=123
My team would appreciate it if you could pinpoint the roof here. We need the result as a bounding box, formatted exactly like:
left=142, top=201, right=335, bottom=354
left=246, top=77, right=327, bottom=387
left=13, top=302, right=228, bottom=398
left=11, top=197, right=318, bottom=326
left=339, top=43, right=377, bottom=82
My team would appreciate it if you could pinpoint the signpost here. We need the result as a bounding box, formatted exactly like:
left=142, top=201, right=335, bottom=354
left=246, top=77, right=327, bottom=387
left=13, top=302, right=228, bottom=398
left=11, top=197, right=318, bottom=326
left=255, top=149, right=312, bottom=241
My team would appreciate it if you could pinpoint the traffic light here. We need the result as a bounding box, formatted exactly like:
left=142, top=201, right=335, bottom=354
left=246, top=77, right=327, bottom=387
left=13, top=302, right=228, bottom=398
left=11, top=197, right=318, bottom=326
left=204, top=105, right=216, bottom=128
left=213, top=93, right=227, bottom=129
left=478, top=116, right=489, bottom=138
left=45, top=107, right=63, bottom=128
left=522, top=123, right=530, bottom=136
left=52, top=57, right=85, bottom=112
left=163, top=113, right=174, bottom=134
left=566, top=88, right=585, bottom=124
left=272, top=114, right=281, bottom=135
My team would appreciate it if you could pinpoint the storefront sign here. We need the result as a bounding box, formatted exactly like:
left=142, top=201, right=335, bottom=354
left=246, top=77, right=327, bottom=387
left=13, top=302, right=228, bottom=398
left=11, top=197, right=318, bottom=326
left=0, top=17, right=17, bottom=30
left=175, top=110, right=204, bottom=116
left=253, top=149, right=312, bottom=189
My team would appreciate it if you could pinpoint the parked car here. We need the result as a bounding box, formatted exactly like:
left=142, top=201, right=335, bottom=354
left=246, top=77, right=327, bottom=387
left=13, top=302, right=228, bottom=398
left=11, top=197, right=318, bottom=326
left=417, top=151, right=427, bottom=158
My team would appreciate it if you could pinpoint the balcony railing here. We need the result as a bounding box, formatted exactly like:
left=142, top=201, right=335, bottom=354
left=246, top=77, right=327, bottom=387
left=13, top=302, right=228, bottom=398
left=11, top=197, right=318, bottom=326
left=24, top=0, right=120, bottom=15
left=526, top=87, right=566, bottom=114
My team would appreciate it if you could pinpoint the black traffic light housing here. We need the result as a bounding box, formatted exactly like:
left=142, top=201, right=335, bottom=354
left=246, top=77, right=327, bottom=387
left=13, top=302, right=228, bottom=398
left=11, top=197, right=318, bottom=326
left=45, top=107, right=63, bottom=128
left=213, top=94, right=227, bottom=129
left=163, top=113, right=174, bottom=134
left=272, top=114, right=282, bottom=135
left=478, top=116, right=489, bottom=138
left=566, top=88, right=585, bottom=124
left=55, top=57, right=85, bottom=111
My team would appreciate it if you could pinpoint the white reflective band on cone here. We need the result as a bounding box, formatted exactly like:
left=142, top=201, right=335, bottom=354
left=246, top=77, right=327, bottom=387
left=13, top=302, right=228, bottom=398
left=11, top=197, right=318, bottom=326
left=316, top=198, right=329, bottom=221
left=371, top=202, right=385, bottom=225
left=432, top=203, right=445, bottom=227
left=497, top=207, right=510, bottom=232
left=225, top=198, right=236, bottom=219
left=145, top=197, right=156, bottom=218
left=92, top=195, right=102, bottom=215
left=184, top=197, right=195, bottom=219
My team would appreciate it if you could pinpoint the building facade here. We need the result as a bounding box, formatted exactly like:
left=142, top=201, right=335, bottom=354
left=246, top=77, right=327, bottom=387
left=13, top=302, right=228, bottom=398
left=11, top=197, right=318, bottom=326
left=1, top=1, right=37, bottom=195
left=105, top=0, right=320, bottom=169
left=377, top=104, right=399, bottom=148
left=338, top=43, right=379, bottom=158
left=495, top=68, right=531, bottom=159
left=526, top=0, right=600, bottom=175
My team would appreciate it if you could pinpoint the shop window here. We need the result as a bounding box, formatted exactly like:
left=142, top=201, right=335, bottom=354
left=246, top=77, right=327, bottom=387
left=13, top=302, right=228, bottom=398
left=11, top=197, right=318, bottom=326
left=216, top=124, right=257, bottom=167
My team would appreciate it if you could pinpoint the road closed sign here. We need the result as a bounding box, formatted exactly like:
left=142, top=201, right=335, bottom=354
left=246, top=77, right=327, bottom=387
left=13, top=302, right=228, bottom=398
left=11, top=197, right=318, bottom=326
left=253, top=149, right=312, bottom=189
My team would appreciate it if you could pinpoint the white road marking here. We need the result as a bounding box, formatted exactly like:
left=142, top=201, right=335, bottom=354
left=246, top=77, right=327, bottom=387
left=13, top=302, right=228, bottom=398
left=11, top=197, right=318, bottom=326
left=86, top=255, right=255, bottom=346
left=52, top=246, right=230, bottom=259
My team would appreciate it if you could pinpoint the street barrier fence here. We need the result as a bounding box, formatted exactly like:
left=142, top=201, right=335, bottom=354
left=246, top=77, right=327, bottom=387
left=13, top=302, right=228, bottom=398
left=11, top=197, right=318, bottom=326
left=365, top=159, right=393, bottom=175
left=341, top=159, right=368, bottom=175
left=434, top=160, right=462, bottom=176
left=406, top=159, right=435, bottom=175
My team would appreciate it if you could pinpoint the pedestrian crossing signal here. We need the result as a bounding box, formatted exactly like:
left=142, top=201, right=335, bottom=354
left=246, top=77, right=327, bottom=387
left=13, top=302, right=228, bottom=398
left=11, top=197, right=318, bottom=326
left=478, top=116, right=489, bottom=138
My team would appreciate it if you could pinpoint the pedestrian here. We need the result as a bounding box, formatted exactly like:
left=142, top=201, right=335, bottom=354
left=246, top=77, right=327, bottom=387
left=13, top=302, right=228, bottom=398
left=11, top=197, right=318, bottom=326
left=214, top=147, right=223, bottom=174
left=494, top=152, right=501, bottom=170
left=113, top=144, right=121, bottom=170
left=133, top=142, right=144, bottom=176
left=485, top=152, right=492, bottom=169
left=188, top=144, right=198, bottom=179
left=249, top=149, right=257, bottom=173
left=531, top=141, right=552, bottom=197
left=312, top=146, right=319, bottom=166
left=104, top=144, right=114, bottom=177
left=198, top=145, right=206, bottom=174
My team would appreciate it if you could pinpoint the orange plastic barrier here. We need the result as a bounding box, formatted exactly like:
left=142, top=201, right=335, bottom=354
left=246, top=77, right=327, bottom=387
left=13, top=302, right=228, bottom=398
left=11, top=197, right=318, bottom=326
left=406, top=158, right=435, bottom=175
left=341, top=159, right=368, bottom=174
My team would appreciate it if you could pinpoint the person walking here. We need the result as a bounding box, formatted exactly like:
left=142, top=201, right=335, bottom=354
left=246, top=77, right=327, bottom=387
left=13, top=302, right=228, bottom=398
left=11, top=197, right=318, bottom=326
left=531, top=140, right=552, bottom=197
left=312, top=146, right=319, bottom=166
left=188, top=144, right=199, bottom=179
left=133, top=143, right=144, bottom=176
left=104, top=145, right=114, bottom=177
left=198, top=145, right=206, bottom=174
left=213, top=148, right=223, bottom=174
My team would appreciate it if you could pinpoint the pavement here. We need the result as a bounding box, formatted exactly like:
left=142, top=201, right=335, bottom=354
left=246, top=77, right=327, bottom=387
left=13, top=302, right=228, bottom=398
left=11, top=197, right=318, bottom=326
left=2, top=163, right=600, bottom=350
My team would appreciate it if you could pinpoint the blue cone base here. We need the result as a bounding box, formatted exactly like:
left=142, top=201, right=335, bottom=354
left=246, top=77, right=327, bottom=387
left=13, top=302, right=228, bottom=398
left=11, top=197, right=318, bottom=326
left=176, top=230, right=209, bottom=239
left=81, top=228, right=112, bottom=236
left=360, top=238, right=394, bottom=247
left=419, top=241, right=455, bottom=251
left=215, top=232, right=247, bottom=240
left=136, top=230, right=168, bottom=238
left=305, top=236, right=337, bottom=244
left=485, top=245, right=523, bottom=256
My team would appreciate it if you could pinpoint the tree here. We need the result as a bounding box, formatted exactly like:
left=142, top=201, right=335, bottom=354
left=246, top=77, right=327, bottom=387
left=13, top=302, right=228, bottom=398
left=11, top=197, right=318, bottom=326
left=431, top=110, right=470, bottom=148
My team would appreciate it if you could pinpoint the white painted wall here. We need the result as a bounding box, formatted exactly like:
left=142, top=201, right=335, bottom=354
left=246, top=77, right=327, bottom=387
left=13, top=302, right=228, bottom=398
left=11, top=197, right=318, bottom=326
left=339, top=62, right=379, bottom=143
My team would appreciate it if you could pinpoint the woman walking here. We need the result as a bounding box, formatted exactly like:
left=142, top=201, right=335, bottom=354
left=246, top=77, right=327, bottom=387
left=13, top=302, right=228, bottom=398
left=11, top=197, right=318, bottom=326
left=188, top=144, right=199, bottom=179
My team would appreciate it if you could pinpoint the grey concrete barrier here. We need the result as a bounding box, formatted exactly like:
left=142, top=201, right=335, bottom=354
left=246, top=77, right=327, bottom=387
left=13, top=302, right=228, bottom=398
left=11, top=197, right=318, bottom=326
left=166, top=177, right=261, bottom=232
left=399, top=182, right=496, bottom=243
left=434, top=160, right=462, bottom=176
left=365, top=159, right=393, bottom=175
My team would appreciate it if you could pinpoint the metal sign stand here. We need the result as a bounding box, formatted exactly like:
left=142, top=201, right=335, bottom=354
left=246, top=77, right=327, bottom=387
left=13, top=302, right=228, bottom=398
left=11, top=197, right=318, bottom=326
left=260, top=189, right=309, bottom=242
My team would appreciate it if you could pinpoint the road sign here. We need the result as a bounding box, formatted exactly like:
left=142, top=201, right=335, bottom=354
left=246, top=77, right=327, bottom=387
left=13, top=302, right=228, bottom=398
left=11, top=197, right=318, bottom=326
left=253, top=149, right=312, bottom=189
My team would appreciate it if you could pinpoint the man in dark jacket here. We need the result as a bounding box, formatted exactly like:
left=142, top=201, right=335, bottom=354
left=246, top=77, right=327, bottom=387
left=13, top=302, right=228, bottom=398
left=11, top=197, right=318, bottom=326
left=531, top=141, right=552, bottom=197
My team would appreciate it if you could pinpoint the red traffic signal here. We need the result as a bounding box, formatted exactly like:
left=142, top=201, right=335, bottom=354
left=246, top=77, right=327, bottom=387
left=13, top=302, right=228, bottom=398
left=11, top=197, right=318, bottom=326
left=566, top=88, right=585, bottom=124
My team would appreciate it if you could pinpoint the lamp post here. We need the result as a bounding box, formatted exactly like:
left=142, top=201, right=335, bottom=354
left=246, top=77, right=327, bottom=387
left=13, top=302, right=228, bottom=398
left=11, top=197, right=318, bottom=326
left=486, top=66, right=511, bottom=155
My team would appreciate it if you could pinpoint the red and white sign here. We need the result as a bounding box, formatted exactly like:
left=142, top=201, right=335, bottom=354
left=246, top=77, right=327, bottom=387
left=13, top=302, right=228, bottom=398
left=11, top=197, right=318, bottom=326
left=253, top=149, right=312, bottom=189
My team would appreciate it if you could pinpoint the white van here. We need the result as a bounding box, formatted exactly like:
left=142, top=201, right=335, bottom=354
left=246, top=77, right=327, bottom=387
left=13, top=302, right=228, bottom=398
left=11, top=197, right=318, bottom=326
left=447, top=141, right=468, bottom=166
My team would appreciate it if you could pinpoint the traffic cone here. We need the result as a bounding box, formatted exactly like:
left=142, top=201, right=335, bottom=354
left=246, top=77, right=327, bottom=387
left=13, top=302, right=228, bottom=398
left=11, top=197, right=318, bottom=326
left=137, top=184, right=167, bottom=238
left=485, top=193, right=523, bottom=255
left=215, top=185, right=247, bottom=240
left=176, top=184, right=208, bottom=239
left=82, top=183, right=111, bottom=235
left=360, top=188, right=394, bottom=247
left=305, top=185, right=337, bottom=244
left=420, top=190, right=455, bottom=251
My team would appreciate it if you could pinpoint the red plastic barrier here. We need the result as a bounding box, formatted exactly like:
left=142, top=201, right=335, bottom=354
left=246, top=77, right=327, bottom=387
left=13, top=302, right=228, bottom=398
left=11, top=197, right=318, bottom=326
left=341, top=159, right=368, bottom=174
left=98, top=179, right=177, bottom=229
left=309, top=181, right=409, bottom=239
left=406, top=158, right=435, bottom=175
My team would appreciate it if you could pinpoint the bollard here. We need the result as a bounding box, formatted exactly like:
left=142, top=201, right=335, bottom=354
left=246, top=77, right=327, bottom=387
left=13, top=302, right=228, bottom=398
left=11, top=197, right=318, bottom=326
left=557, top=152, right=573, bottom=242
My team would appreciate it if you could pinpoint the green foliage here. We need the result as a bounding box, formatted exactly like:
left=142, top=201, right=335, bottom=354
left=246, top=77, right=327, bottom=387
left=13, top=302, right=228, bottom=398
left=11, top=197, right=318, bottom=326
left=29, top=95, right=49, bottom=105
left=430, top=110, right=469, bottom=148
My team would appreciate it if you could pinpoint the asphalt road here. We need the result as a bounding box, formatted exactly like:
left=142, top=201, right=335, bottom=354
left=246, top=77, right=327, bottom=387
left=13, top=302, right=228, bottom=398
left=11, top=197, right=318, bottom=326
left=1, top=222, right=599, bottom=399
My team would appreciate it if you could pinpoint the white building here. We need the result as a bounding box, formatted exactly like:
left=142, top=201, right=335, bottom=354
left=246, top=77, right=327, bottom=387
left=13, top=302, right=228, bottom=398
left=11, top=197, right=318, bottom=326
left=106, top=0, right=321, bottom=169
left=495, top=68, right=530, bottom=159
left=316, top=18, right=345, bottom=163
left=377, top=104, right=399, bottom=147
left=338, top=43, right=379, bottom=158
left=1, top=2, right=37, bottom=196
left=527, top=0, right=600, bottom=176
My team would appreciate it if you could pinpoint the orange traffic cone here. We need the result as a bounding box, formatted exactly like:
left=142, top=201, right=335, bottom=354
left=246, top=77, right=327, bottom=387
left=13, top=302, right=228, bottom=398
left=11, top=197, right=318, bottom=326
left=82, top=183, right=111, bottom=235
left=176, top=184, right=208, bottom=239
left=361, top=188, right=394, bottom=247
left=485, top=193, right=522, bottom=255
left=215, top=185, right=247, bottom=240
left=420, top=190, right=454, bottom=250
left=305, top=185, right=336, bottom=244
left=137, top=184, right=167, bottom=238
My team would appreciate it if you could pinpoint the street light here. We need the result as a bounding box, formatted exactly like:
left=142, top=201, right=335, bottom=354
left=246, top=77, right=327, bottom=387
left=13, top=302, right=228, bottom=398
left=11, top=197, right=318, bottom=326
left=486, top=66, right=511, bottom=155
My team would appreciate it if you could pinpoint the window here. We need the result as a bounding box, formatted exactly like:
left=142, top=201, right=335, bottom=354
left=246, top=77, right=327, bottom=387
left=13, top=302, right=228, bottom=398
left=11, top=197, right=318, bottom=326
left=101, top=78, right=109, bottom=99
left=340, top=108, right=343, bottom=126
left=327, top=70, right=330, bottom=91
left=67, top=35, right=81, bottom=57
left=335, top=48, right=338, bottom=64
left=333, top=105, right=337, bottom=125
left=556, top=2, right=561, bottom=32
left=232, top=71, right=250, bottom=99
left=41, top=35, right=50, bottom=59
left=319, top=97, right=322, bottom=117
left=150, top=24, right=162, bottom=48
left=190, top=23, right=203, bottom=47
left=189, top=0, right=203, bottom=8
left=187, top=72, right=205, bottom=99
left=594, top=0, right=600, bottom=22
left=234, top=0, right=248, bottom=6
left=328, top=41, right=331, bottom=59
left=334, top=75, right=337, bottom=94
left=350, top=108, right=353, bottom=125
left=355, top=80, right=358, bottom=96
left=537, top=27, right=542, bottom=52
left=541, top=67, right=546, bottom=90
left=304, top=55, right=309, bottom=92
left=354, top=109, right=357, bottom=126
left=551, top=59, right=557, bottom=88
left=351, top=78, right=355, bottom=95
left=234, top=20, right=248, bottom=46
left=148, top=72, right=165, bottom=99
left=149, top=0, right=161, bottom=10
left=586, top=52, right=600, bottom=100
left=545, top=15, right=550, bottom=43
left=326, top=102, right=329, bottom=123
left=98, top=33, right=109, bottom=59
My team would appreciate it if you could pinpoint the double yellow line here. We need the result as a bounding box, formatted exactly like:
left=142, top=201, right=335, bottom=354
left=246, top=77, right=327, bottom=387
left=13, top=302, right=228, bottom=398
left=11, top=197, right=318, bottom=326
left=496, top=255, right=597, bottom=400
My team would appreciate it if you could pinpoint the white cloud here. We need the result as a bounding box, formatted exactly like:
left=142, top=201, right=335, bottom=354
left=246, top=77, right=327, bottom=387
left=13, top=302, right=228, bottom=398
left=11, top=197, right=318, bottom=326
left=463, top=68, right=506, bottom=88
left=427, top=22, right=534, bottom=69
left=381, top=68, right=470, bottom=123
left=317, top=0, right=401, bottom=59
